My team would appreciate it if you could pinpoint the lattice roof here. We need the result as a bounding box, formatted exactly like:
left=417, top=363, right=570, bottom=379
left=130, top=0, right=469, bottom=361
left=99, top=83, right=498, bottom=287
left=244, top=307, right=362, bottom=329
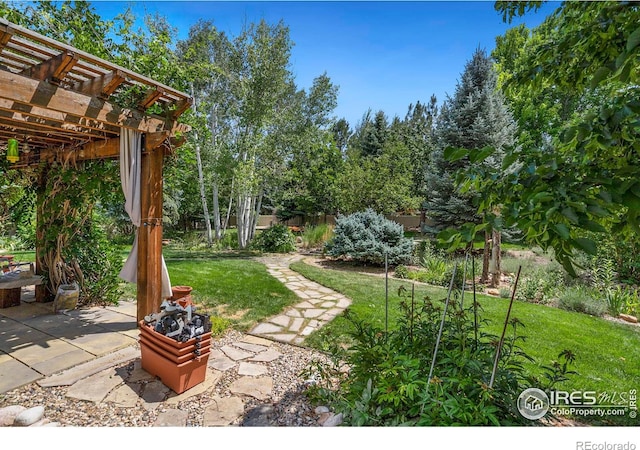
left=0, top=18, right=192, bottom=168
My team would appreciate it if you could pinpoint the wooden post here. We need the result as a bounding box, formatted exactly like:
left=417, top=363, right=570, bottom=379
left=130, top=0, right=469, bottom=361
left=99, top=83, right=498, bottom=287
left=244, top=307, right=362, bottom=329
left=136, top=135, right=165, bottom=322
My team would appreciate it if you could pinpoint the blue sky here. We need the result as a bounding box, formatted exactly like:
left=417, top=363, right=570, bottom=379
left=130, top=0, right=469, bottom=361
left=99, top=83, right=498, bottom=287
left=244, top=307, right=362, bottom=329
left=89, top=1, right=559, bottom=127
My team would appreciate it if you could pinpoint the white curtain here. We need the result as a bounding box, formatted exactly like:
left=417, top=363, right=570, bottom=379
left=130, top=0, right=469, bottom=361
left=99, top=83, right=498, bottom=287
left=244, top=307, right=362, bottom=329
left=118, top=129, right=172, bottom=299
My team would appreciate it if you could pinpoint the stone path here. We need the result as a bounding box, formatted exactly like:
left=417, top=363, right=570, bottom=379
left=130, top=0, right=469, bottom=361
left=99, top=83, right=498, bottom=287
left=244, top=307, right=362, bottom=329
left=250, top=255, right=352, bottom=345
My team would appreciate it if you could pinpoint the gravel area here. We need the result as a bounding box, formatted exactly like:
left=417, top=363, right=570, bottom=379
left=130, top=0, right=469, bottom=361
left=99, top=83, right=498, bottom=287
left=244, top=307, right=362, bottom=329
left=0, top=329, right=335, bottom=427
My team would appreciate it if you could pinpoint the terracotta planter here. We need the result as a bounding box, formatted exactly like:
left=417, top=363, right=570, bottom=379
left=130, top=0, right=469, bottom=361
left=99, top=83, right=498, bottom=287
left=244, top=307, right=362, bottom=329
left=171, top=285, right=192, bottom=300
left=138, top=320, right=211, bottom=349
left=140, top=340, right=209, bottom=394
left=139, top=332, right=210, bottom=357
left=139, top=335, right=210, bottom=364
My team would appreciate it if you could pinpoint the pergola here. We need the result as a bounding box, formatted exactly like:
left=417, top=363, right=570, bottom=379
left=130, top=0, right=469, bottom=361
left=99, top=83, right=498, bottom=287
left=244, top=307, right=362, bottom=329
left=0, top=18, right=192, bottom=321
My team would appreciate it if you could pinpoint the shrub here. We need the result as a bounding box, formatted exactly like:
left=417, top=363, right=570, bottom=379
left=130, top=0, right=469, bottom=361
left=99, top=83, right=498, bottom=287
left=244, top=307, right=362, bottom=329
left=606, top=286, right=640, bottom=318
left=325, top=209, right=413, bottom=266
left=303, top=285, right=576, bottom=426
left=301, top=224, right=334, bottom=249
left=394, top=265, right=409, bottom=279
left=252, top=224, right=296, bottom=253
left=557, top=286, right=606, bottom=317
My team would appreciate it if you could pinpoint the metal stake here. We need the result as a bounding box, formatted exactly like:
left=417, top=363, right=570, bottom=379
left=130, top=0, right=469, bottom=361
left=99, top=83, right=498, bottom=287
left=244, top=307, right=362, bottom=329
left=489, top=265, right=522, bottom=389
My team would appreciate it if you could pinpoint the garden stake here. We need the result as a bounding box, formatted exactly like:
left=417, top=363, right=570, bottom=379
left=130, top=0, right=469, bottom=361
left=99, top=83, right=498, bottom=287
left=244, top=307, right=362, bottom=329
left=461, top=251, right=469, bottom=309
left=472, top=255, right=478, bottom=350
left=489, top=265, right=522, bottom=389
left=410, top=282, right=415, bottom=342
left=385, top=251, right=389, bottom=335
left=425, top=262, right=458, bottom=401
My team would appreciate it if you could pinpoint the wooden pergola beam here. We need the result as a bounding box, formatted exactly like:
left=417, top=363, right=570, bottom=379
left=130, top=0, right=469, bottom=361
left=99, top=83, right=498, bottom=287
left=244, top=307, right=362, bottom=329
left=139, top=87, right=165, bottom=110
left=20, top=51, right=78, bottom=85
left=0, top=69, right=188, bottom=134
left=74, top=69, right=126, bottom=100
left=0, top=23, right=13, bottom=51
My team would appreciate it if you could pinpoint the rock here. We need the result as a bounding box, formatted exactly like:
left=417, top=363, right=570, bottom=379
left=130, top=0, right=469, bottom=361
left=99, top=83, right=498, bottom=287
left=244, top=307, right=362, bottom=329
left=229, top=376, right=273, bottom=400
left=29, top=418, right=50, bottom=427
left=242, top=404, right=275, bottom=426
left=317, top=412, right=333, bottom=425
left=314, top=406, right=330, bottom=414
left=0, top=405, right=26, bottom=426
left=154, top=409, right=188, bottom=427
left=13, top=406, right=45, bottom=426
left=486, top=289, right=500, bottom=296
left=41, top=422, right=61, bottom=427
left=322, top=412, right=343, bottom=427
left=619, top=314, right=638, bottom=324
left=203, top=396, right=245, bottom=426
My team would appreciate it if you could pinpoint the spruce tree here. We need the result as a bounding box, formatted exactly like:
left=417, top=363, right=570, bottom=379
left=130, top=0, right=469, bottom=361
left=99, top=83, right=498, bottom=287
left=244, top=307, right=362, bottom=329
left=423, top=48, right=516, bottom=284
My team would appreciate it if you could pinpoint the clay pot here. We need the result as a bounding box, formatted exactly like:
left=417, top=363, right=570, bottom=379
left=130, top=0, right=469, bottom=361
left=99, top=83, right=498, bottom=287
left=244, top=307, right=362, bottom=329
left=139, top=335, right=210, bottom=364
left=171, top=286, right=193, bottom=300
left=138, top=320, right=211, bottom=350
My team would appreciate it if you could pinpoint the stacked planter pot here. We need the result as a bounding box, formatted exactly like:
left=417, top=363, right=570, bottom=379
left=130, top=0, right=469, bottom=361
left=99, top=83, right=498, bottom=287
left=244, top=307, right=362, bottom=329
left=138, top=320, right=212, bottom=394
left=171, top=285, right=193, bottom=308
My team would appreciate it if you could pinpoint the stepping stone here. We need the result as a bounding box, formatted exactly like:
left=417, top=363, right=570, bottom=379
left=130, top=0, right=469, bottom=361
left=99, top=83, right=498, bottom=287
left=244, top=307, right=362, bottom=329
left=303, top=309, right=324, bottom=318
left=220, top=345, right=254, bottom=361
left=329, top=307, right=345, bottom=316
left=38, top=346, right=139, bottom=387
left=0, top=359, right=42, bottom=393
left=265, top=334, right=295, bottom=343
left=289, top=318, right=304, bottom=332
left=251, top=323, right=283, bottom=334
left=293, top=291, right=310, bottom=299
left=154, top=409, right=188, bottom=427
left=301, top=326, right=316, bottom=336
left=238, top=362, right=268, bottom=376
left=321, top=301, right=336, bottom=308
left=318, top=287, right=335, bottom=294
left=127, top=360, right=157, bottom=383
left=229, top=376, right=273, bottom=400
left=294, top=301, right=314, bottom=309
left=307, top=299, right=322, bottom=305
left=203, top=396, right=244, bottom=426
left=308, top=320, right=320, bottom=328
left=105, top=382, right=140, bottom=408
left=141, top=380, right=169, bottom=411
left=293, top=337, right=305, bottom=345
left=165, top=368, right=222, bottom=405
left=286, top=309, right=302, bottom=318
left=269, top=315, right=291, bottom=327
left=233, top=342, right=268, bottom=353
left=241, top=335, right=273, bottom=347
left=337, top=298, right=351, bottom=308
left=65, top=367, right=123, bottom=403
left=248, top=348, right=282, bottom=363
left=208, top=356, right=236, bottom=371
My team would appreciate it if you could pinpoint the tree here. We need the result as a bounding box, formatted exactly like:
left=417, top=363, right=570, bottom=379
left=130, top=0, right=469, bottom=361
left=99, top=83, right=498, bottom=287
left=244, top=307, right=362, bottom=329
left=451, top=1, right=640, bottom=276
left=424, top=48, right=516, bottom=285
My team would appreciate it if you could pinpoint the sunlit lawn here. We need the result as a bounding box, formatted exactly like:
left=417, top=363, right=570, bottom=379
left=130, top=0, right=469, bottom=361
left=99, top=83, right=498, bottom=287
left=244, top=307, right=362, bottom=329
left=290, top=260, right=640, bottom=426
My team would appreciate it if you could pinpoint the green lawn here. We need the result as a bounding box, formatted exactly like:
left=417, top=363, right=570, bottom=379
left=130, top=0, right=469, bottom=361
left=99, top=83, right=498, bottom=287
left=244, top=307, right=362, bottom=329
left=290, top=260, right=640, bottom=426
left=162, top=253, right=298, bottom=331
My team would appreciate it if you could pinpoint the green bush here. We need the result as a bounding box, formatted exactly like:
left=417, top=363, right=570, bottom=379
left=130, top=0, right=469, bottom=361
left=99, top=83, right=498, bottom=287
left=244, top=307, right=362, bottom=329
left=301, top=224, right=334, bottom=249
left=557, top=286, right=606, bottom=317
left=65, top=219, right=123, bottom=305
left=394, top=265, right=409, bottom=279
left=252, top=224, right=296, bottom=253
left=303, top=286, right=576, bottom=426
left=325, top=209, right=413, bottom=266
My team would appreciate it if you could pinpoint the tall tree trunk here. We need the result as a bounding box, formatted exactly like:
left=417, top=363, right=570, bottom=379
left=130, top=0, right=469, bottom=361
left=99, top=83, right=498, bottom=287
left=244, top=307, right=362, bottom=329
left=237, top=193, right=254, bottom=249
left=481, top=229, right=491, bottom=284
left=222, top=177, right=234, bottom=235
left=195, top=136, right=213, bottom=247
left=212, top=178, right=222, bottom=240
left=190, top=84, right=212, bottom=246
left=249, top=188, right=264, bottom=241
left=490, top=229, right=502, bottom=288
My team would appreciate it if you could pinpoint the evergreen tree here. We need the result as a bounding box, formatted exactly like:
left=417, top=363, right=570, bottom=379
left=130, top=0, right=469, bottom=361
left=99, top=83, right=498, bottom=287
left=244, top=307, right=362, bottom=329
left=423, top=48, right=516, bottom=284
left=424, top=48, right=516, bottom=230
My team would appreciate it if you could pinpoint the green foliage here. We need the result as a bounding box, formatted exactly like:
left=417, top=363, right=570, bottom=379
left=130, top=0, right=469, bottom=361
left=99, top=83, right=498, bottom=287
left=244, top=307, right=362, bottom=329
left=251, top=224, right=296, bottom=253
left=557, top=286, right=606, bottom=317
left=465, top=3, right=640, bottom=276
left=304, top=286, right=575, bottom=426
left=301, top=223, right=334, bottom=249
left=325, top=209, right=414, bottom=266
left=66, top=219, right=123, bottom=305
